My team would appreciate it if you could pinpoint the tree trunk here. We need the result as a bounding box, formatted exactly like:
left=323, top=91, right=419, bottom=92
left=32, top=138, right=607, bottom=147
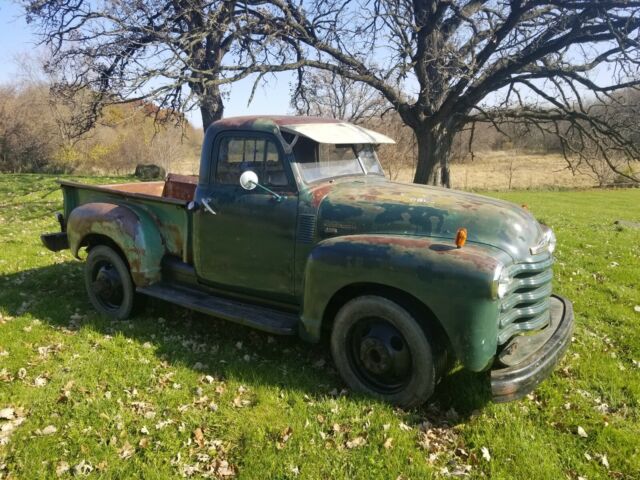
left=412, top=123, right=453, bottom=187
left=198, top=85, right=225, bottom=133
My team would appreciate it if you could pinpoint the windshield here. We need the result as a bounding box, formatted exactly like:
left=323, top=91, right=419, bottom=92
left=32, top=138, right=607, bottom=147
left=291, top=137, right=384, bottom=183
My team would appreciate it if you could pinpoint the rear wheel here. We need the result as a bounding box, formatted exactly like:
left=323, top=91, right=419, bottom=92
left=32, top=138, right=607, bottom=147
left=84, top=245, right=135, bottom=320
left=331, top=295, right=437, bottom=408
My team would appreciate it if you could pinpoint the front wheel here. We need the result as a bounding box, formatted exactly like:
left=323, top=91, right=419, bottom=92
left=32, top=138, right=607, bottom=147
left=84, top=245, right=136, bottom=320
left=331, top=295, right=437, bottom=408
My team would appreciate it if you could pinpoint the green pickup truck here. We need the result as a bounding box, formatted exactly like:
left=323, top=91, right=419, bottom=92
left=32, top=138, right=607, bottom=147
left=42, top=115, right=573, bottom=407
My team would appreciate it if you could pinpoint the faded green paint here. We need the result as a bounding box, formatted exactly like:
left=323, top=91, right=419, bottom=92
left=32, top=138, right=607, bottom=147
left=60, top=182, right=193, bottom=261
left=56, top=115, right=560, bottom=374
left=193, top=120, right=299, bottom=304
left=308, top=176, right=545, bottom=262
left=300, top=234, right=510, bottom=371
left=193, top=185, right=299, bottom=303
left=67, top=202, right=165, bottom=285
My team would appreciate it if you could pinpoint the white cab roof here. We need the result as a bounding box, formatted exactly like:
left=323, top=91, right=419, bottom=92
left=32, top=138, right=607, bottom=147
left=280, top=122, right=395, bottom=145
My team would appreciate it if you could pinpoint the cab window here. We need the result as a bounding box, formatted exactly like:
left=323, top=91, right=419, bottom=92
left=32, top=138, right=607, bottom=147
left=216, top=136, right=288, bottom=187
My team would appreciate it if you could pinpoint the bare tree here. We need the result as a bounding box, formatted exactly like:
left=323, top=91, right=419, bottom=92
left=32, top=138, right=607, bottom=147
left=266, top=0, right=640, bottom=186
left=292, top=70, right=389, bottom=122
left=22, top=0, right=291, bottom=132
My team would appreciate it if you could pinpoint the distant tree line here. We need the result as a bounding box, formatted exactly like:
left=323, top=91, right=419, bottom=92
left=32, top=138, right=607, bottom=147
left=0, top=79, right=201, bottom=174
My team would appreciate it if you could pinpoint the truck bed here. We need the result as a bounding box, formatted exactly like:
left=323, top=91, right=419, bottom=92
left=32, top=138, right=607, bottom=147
left=60, top=173, right=199, bottom=204
left=58, top=173, right=199, bottom=264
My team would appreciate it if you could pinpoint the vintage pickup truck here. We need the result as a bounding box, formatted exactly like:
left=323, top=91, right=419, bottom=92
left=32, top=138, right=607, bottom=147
left=42, top=115, right=573, bottom=407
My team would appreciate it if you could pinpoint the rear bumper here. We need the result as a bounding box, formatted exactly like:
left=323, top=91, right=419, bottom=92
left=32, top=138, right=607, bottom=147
left=41, top=232, right=69, bottom=252
left=491, top=294, right=574, bottom=402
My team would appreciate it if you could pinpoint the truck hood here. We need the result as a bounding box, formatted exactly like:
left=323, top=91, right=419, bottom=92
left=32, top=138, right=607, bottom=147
left=313, top=177, right=544, bottom=260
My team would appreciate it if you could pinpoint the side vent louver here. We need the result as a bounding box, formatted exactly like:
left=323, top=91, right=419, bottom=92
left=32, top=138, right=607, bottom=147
left=297, top=214, right=316, bottom=244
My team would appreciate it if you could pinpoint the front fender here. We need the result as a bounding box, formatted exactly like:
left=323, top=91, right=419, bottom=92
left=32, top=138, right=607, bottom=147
left=67, top=202, right=164, bottom=286
left=301, top=234, right=510, bottom=371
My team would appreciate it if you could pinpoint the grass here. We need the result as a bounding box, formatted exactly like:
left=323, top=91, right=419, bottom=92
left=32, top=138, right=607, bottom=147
left=0, top=173, right=639, bottom=479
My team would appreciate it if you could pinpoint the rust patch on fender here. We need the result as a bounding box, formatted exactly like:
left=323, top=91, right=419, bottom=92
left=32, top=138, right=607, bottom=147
left=355, top=235, right=432, bottom=249
left=158, top=221, right=184, bottom=256
left=309, top=183, right=334, bottom=208
left=70, top=203, right=139, bottom=240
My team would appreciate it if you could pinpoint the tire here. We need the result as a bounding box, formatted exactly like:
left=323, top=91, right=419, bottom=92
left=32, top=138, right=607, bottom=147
left=84, top=245, right=135, bottom=320
left=331, top=295, right=436, bottom=408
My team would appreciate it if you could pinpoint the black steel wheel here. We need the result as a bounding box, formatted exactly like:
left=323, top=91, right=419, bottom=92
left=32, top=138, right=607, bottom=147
left=84, top=245, right=135, bottom=320
left=331, top=295, right=436, bottom=408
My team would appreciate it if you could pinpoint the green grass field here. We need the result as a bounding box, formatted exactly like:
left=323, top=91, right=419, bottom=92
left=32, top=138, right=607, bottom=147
left=0, top=174, right=639, bottom=479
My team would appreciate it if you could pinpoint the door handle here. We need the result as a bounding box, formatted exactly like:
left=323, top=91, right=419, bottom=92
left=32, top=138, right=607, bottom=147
left=202, top=197, right=217, bottom=215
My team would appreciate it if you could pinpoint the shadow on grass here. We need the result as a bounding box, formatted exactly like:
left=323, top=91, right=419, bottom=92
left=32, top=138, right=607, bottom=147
left=0, top=261, right=491, bottom=421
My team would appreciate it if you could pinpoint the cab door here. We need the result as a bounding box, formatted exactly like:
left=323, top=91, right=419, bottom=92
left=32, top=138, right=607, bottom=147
left=193, top=132, right=298, bottom=301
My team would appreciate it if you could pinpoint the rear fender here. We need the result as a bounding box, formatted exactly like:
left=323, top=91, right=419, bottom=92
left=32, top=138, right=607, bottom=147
left=301, top=234, right=508, bottom=371
left=67, top=202, right=164, bottom=286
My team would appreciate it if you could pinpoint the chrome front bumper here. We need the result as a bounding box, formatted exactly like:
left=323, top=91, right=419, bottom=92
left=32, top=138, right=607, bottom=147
left=491, top=294, right=574, bottom=402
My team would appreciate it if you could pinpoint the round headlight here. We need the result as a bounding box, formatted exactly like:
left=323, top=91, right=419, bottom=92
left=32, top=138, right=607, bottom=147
left=547, top=229, right=557, bottom=254
left=497, top=269, right=511, bottom=299
left=493, top=265, right=511, bottom=299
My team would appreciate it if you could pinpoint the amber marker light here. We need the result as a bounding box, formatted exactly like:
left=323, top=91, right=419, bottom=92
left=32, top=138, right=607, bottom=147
left=455, top=228, right=467, bottom=248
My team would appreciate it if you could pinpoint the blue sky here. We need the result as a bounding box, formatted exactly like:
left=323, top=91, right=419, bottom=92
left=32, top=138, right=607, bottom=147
left=0, top=2, right=293, bottom=128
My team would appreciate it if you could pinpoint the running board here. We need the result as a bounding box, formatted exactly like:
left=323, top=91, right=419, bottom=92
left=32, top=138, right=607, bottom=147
left=137, top=283, right=299, bottom=335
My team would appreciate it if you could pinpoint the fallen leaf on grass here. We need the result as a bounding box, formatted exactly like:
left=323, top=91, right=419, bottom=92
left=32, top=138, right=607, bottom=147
left=33, top=375, right=48, bottom=388
left=345, top=436, right=366, bottom=449
left=155, top=419, right=173, bottom=430
left=383, top=437, right=394, bottom=449
left=194, top=428, right=205, bottom=448
left=0, top=408, right=14, bottom=420
left=0, top=407, right=26, bottom=445
left=56, top=461, right=70, bottom=477
left=74, top=460, right=93, bottom=475
left=36, top=425, right=57, bottom=435
left=0, top=369, right=12, bottom=382
left=232, top=396, right=251, bottom=408
left=119, top=442, right=135, bottom=459
left=277, top=426, right=293, bottom=449
left=215, top=459, right=235, bottom=477
left=577, top=426, right=588, bottom=438
left=481, top=446, right=491, bottom=462
left=634, top=305, right=640, bottom=313
left=598, top=454, right=610, bottom=469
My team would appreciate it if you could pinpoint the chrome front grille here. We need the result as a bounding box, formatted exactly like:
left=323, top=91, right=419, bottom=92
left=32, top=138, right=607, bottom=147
left=498, top=254, right=554, bottom=345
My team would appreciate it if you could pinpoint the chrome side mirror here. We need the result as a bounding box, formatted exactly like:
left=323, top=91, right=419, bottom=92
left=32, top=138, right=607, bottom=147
left=239, top=169, right=285, bottom=202
left=239, top=170, right=259, bottom=190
